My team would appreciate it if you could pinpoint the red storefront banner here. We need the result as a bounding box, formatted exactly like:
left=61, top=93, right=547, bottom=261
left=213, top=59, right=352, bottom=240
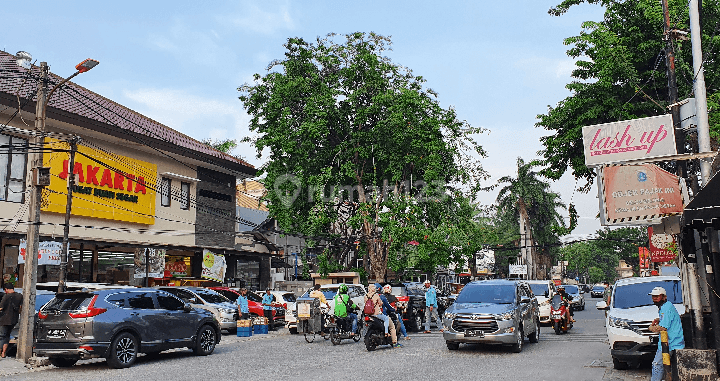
left=648, top=226, right=677, bottom=262
left=638, top=247, right=651, bottom=269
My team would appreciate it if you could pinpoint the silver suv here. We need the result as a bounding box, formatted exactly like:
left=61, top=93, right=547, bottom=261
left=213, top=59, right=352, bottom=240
left=442, top=279, right=540, bottom=353
left=34, top=288, right=220, bottom=368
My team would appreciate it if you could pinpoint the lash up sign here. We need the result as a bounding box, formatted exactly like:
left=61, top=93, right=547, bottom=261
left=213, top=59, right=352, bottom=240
left=42, top=139, right=157, bottom=224
left=602, top=164, right=683, bottom=223
left=582, top=115, right=677, bottom=166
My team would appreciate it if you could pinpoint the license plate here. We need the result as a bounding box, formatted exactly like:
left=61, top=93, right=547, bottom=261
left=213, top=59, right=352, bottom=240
left=464, top=330, right=484, bottom=338
left=47, top=329, right=66, bottom=339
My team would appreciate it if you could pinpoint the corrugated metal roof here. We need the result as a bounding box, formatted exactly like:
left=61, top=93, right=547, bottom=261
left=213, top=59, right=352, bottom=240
left=0, top=51, right=255, bottom=175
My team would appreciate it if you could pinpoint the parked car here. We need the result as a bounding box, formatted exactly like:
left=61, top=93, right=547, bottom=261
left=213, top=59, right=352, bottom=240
left=562, top=284, right=585, bottom=311
left=34, top=288, right=220, bottom=369
left=265, top=291, right=297, bottom=333
left=386, top=282, right=433, bottom=332
left=4, top=289, right=55, bottom=357
left=525, top=280, right=557, bottom=325
left=591, top=285, right=606, bottom=298
left=442, top=279, right=540, bottom=352
left=158, top=287, right=238, bottom=332
left=209, top=287, right=276, bottom=322
left=596, top=276, right=683, bottom=370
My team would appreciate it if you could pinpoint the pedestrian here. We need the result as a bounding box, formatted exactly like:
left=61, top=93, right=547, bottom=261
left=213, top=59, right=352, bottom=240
left=0, top=282, right=22, bottom=358
left=262, top=288, right=276, bottom=330
left=423, top=280, right=443, bottom=333
left=383, top=284, right=409, bottom=341
left=237, top=288, right=249, bottom=320
left=648, top=286, right=684, bottom=381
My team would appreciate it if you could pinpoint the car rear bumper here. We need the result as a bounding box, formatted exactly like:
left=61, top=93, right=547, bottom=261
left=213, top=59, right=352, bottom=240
left=34, top=341, right=109, bottom=359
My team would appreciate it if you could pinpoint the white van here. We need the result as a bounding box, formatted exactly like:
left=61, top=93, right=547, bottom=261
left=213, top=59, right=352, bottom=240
left=596, top=276, right=684, bottom=369
left=526, top=280, right=557, bottom=325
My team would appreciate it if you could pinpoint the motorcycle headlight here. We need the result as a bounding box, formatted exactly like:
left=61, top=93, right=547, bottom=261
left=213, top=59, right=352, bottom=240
left=494, top=311, right=514, bottom=321
left=444, top=312, right=456, bottom=320
left=608, top=316, right=632, bottom=330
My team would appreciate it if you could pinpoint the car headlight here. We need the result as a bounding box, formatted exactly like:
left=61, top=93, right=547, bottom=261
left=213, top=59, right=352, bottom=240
left=494, top=311, right=514, bottom=320
left=444, top=312, right=456, bottom=320
left=220, top=307, right=235, bottom=315
left=608, top=316, right=632, bottom=330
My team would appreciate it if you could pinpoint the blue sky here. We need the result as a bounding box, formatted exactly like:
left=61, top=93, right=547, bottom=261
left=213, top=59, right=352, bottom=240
left=3, top=0, right=606, bottom=235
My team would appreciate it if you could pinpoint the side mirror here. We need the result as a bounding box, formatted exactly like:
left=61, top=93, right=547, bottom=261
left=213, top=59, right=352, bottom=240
left=596, top=301, right=608, bottom=310
left=183, top=304, right=192, bottom=312
left=520, top=296, right=531, bottom=304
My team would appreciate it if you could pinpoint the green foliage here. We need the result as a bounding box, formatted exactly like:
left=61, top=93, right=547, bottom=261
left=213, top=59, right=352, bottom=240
left=538, top=0, right=720, bottom=189
left=588, top=266, right=605, bottom=284
left=200, top=138, right=238, bottom=154
left=238, top=33, right=487, bottom=280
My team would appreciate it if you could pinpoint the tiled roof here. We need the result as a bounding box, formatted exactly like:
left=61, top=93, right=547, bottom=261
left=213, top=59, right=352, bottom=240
left=236, top=180, right=268, bottom=211
left=0, top=51, right=255, bottom=175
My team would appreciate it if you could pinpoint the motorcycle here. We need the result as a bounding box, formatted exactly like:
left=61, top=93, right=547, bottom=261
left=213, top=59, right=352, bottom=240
left=550, top=294, right=573, bottom=335
left=327, top=311, right=362, bottom=345
left=363, top=314, right=395, bottom=351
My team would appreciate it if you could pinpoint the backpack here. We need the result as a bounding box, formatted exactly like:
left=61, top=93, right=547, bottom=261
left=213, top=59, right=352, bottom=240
left=363, top=293, right=376, bottom=315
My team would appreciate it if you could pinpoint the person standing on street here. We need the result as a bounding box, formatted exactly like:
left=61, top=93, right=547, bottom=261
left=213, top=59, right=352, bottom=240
left=0, top=283, right=22, bottom=358
left=262, top=288, right=276, bottom=330
left=648, top=286, right=684, bottom=381
left=237, top=288, right=250, bottom=320
left=423, top=280, right=443, bottom=333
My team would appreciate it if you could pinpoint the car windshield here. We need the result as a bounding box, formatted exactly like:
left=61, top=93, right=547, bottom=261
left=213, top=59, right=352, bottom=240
left=455, top=284, right=516, bottom=304
left=36, top=294, right=55, bottom=311
left=404, top=285, right=425, bottom=296
left=301, top=289, right=337, bottom=299
left=593, top=286, right=605, bottom=292
left=194, top=289, right=231, bottom=304
left=613, top=280, right=683, bottom=309
left=528, top=283, right=548, bottom=296
left=563, top=285, right=579, bottom=294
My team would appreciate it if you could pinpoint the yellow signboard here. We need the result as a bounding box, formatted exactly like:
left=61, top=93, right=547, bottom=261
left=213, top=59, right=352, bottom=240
left=42, top=139, right=156, bottom=224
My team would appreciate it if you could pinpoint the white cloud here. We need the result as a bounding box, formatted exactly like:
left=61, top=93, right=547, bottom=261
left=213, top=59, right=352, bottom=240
left=222, top=3, right=295, bottom=35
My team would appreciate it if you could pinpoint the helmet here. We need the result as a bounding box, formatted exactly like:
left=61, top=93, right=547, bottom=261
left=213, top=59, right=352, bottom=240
left=383, top=284, right=392, bottom=293
left=338, top=283, right=348, bottom=294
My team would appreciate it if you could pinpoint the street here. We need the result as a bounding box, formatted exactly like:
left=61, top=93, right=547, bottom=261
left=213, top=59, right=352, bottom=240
left=0, top=295, right=653, bottom=381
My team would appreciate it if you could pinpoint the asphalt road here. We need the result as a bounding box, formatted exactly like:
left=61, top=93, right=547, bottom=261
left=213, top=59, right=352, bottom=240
left=3, top=295, right=653, bottom=381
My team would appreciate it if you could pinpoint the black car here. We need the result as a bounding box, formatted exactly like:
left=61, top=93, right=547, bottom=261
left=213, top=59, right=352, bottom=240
left=590, top=285, right=606, bottom=298
left=34, top=288, right=220, bottom=369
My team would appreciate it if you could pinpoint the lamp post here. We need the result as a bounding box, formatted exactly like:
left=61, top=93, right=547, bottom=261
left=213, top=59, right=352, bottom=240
left=15, top=54, right=98, bottom=362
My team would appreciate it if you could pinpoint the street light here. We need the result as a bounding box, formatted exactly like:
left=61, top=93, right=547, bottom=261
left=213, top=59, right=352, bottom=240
left=15, top=54, right=98, bottom=362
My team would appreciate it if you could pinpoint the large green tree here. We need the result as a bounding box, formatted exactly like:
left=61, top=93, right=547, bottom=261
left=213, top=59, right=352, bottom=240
left=538, top=0, right=720, bottom=190
left=239, top=33, right=487, bottom=281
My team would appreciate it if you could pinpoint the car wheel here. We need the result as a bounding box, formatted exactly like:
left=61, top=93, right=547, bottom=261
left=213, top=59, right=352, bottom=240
left=528, top=318, right=540, bottom=343
left=446, top=341, right=460, bottom=350
left=106, top=332, right=138, bottom=369
left=511, top=326, right=523, bottom=353
left=49, top=357, right=78, bottom=368
left=613, top=357, right=629, bottom=370
left=193, top=325, right=217, bottom=356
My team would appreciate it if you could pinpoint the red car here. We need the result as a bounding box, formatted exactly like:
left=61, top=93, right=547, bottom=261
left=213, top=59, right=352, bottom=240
left=209, top=287, right=275, bottom=320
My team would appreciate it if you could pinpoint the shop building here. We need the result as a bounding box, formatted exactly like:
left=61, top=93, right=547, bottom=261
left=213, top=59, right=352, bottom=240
left=0, top=51, right=277, bottom=289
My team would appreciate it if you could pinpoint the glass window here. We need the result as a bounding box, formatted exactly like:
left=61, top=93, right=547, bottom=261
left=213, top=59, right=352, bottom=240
left=0, top=134, right=28, bottom=203
left=106, top=293, right=127, bottom=308
left=528, top=283, right=549, bottom=296
left=194, top=289, right=231, bottom=304
left=613, top=280, right=683, bottom=309
left=157, top=294, right=185, bottom=310
left=127, top=292, right=155, bottom=309
left=161, top=177, right=171, bottom=207
left=43, top=294, right=93, bottom=312
left=455, top=284, right=516, bottom=304
left=180, top=182, right=190, bottom=210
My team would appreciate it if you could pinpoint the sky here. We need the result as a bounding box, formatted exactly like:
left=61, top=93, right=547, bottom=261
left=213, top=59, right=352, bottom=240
left=2, top=0, right=607, bottom=236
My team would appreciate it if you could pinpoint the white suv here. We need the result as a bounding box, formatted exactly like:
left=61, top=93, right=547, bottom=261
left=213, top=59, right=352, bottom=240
left=526, top=280, right=557, bottom=325
left=596, top=276, right=684, bottom=369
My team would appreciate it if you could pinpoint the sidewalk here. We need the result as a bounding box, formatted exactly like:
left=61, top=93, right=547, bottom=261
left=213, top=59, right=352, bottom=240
left=0, top=357, right=29, bottom=378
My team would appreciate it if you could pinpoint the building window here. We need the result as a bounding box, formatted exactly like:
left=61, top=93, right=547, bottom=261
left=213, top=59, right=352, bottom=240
left=0, top=134, right=28, bottom=203
left=180, top=182, right=190, bottom=210
left=161, top=177, right=171, bottom=207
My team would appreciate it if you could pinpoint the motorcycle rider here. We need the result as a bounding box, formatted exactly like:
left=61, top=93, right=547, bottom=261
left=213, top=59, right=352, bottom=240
left=383, top=284, right=409, bottom=341
left=365, top=284, right=399, bottom=347
left=333, top=283, right=359, bottom=336
left=556, top=285, right=576, bottom=323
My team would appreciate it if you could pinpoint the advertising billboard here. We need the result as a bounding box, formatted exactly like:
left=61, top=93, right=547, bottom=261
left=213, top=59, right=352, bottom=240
left=582, top=115, right=676, bottom=166
left=648, top=226, right=677, bottom=262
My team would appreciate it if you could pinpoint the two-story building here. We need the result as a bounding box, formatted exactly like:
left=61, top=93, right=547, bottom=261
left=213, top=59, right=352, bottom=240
left=0, top=51, right=276, bottom=289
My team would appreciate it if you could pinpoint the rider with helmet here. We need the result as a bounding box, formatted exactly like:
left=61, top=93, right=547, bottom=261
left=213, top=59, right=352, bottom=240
left=333, top=284, right=359, bottom=336
left=557, top=285, right=576, bottom=323
left=383, top=284, right=409, bottom=340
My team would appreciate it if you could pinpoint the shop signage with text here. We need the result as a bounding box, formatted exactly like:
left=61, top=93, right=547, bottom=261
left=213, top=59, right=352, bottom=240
left=603, top=164, right=683, bottom=222
left=43, top=139, right=157, bottom=224
left=582, top=115, right=677, bottom=166
left=18, top=239, right=62, bottom=265
left=648, top=226, right=677, bottom=262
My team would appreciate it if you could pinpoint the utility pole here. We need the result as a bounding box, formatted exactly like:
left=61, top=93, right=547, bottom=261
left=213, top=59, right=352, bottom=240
left=689, top=0, right=713, bottom=183
left=17, top=62, right=48, bottom=362
left=58, top=137, right=80, bottom=294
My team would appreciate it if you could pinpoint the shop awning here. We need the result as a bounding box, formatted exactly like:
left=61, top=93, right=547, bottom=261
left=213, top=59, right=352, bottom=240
left=684, top=172, right=720, bottom=229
